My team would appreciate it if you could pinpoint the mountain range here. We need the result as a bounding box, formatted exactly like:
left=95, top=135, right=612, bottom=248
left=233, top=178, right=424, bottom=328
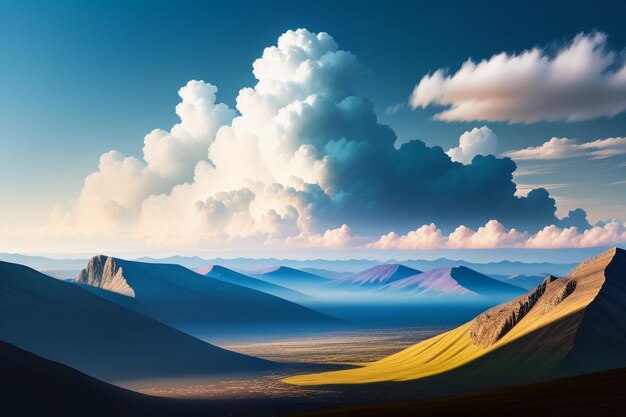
left=286, top=247, right=626, bottom=386
left=0, top=260, right=277, bottom=383
left=379, top=267, right=526, bottom=299
left=195, top=264, right=311, bottom=303
left=75, top=255, right=336, bottom=334
left=0, top=252, right=586, bottom=279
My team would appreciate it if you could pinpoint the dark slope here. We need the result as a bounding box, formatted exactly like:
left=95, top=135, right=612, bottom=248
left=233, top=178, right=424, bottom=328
left=75, top=256, right=336, bottom=332
left=299, top=367, right=626, bottom=417
left=0, top=260, right=277, bottom=382
left=0, top=341, right=303, bottom=417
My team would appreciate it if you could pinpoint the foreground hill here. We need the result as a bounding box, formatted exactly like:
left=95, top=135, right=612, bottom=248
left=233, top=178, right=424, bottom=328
left=326, top=264, right=421, bottom=289
left=251, top=266, right=331, bottom=292
left=286, top=248, right=626, bottom=385
left=76, top=256, right=336, bottom=333
left=196, top=264, right=311, bottom=303
left=379, top=266, right=525, bottom=299
left=0, top=260, right=277, bottom=382
left=300, top=367, right=626, bottom=417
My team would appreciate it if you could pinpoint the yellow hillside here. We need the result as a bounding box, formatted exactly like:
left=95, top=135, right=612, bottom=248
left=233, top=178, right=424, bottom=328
left=284, top=249, right=615, bottom=386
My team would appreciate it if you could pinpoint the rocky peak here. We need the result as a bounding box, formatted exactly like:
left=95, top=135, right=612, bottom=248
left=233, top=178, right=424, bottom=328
left=75, top=255, right=134, bottom=297
left=470, top=274, right=575, bottom=348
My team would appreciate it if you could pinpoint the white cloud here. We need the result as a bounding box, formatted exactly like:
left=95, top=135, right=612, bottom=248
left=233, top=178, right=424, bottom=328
left=446, top=126, right=497, bottom=164
left=50, top=28, right=574, bottom=250
left=506, top=137, right=626, bottom=160
left=287, top=224, right=357, bottom=248
left=369, top=220, right=626, bottom=249
left=59, top=29, right=357, bottom=245
left=370, top=223, right=446, bottom=250
left=410, top=33, right=626, bottom=123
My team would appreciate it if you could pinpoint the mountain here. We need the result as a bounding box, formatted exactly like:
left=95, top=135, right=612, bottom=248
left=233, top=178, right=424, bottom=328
left=326, top=264, right=421, bottom=289
left=285, top=248, right=626, bottom=386
left=490, top=274, right=546, bottom=290
left=0, top=260, right=277, bottom=383
left=0, top=340, right=164, bottom=417
left=0, top=252, right=584, bottom=280
left=251, top=266, right=331, bottom=292
left=379, top=266, right=526, bottom=299
left=301, top=267, right=353, bottom=280
left=75, top=255, right=335, bottom=333
left=196, top=264, right=311, bottom=303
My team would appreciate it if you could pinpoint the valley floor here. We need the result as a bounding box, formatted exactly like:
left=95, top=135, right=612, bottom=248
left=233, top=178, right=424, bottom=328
left=122, top=326, right=449, bottom=399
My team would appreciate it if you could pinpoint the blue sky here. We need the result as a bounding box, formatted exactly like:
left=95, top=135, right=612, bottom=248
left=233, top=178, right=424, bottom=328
left=1, top=0, right=625, bottom=257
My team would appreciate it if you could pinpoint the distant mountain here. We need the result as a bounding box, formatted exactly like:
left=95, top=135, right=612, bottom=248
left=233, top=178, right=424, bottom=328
left=380, top=267, right=526, bottom=299
left=196, top=264, right=311, bottom=303
left=75, top=256, right=335, bottom=333
left=301, top=267, right=353, bottom=280
left=0, top=252, right=586, bottom=279
left=39, top=269, right=80, bottom=280
left=489, top=274, right=546, bottom=290
left=286, top=248, right=626, bottom=386
left=0, top=260, right=277, bottom=383
left=327, top=264, right=421, bottom=289
left=251, top=266, right=331, bottom=292
left=0, top=253, right=88, bottom=269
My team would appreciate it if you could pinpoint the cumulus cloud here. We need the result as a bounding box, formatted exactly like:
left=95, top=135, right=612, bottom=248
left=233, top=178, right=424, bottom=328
left=55, top=28, right=577, bottom=248
left=446, top=126, right=497, bottom=164
left=370, top=219, right=626, bottom=249
left=505, top=137, right=626, bottom=160
left=410, top=32, right=626, bottom=123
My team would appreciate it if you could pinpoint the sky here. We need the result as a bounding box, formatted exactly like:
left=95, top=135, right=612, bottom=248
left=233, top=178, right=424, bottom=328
left=1, top=0, right=625, bottom=259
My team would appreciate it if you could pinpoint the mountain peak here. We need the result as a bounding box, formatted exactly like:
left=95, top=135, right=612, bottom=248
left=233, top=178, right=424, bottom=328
left=76, top=255, right=134, bottom=297
left=569, top=247, right=623, bottom=278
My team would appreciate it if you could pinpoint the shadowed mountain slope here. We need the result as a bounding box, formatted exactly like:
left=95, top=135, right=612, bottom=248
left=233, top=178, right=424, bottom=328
left=298, top=367, right=626, bottom=417
left=0, top=260, right=277, bottom=383
left=196, top=264, right=311, bottom=303
left=251, top=266, right=331, bottom=291
left=286, top=248, right=626, bottom=386
left=75, top=256, right=336, bottom=333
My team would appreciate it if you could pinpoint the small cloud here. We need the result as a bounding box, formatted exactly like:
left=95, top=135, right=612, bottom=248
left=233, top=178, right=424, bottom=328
left=385, top=101, right=405, bottom=115
left=446, top=126, right=497, bottom=164
left=505, top=137, right=626, bottom=161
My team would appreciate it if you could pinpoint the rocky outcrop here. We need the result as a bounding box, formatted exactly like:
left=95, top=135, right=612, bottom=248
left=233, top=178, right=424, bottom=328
left=536, top=278, right=576, bottom=312
left=75, top=255, right=134, bottom=297
left=470, top=275, right=574, bottom=348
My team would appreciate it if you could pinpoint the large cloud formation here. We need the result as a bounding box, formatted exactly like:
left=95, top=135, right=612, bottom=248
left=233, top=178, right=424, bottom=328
left=57, top=29, right=579, bottom=248
left=410, top=32, right=626, bottom=123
